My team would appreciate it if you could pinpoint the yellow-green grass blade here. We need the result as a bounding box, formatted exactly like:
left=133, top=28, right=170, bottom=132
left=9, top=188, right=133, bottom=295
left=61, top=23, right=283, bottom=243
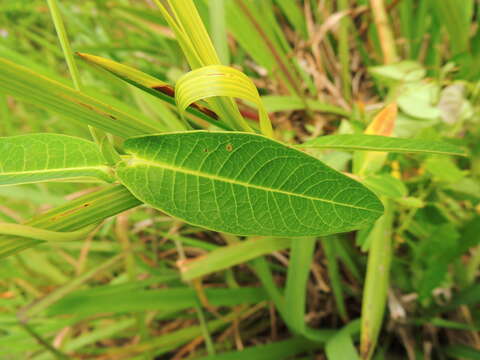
left=76, top=52, right=228, bottom=130
left=301, top=134, right=467, bottom=156
left=153, top=0, right=253, bottom=133
left=0, top=134, right=113, bottom=186
left=285, top=237, right=317, bottom=334
left=164, top=0, right=221, bottom=67
left=180, top=237, right=291, bottom=281
left=0, top=223, right=95, bottom=242
left=116, top=131, right=383, bottom=237
left=176, top=65, right=273, bottom=137
left=0, top=185, right=141, bottom=259
left=0, top=57, right=162, bottom=138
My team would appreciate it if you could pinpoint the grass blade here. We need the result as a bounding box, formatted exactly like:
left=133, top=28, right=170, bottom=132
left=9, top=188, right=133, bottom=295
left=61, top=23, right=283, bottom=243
left=0, top=185, right=141, bottom=258
left=176, top=65, right=272, bottom=136
left=180, top=237, right=291, bottom=281
left=301, top=134, right=467, bottom=156
left=326, top=320, right=361, bottom=360
left=285, top=238, right=316, bottom=334
left=322, top=236, right=348, bottom=322
left=0, top=58, right=161, bottom=138
left=360, top=199, right=393, bottom=360
left=76, top=52, right=226, bottom=130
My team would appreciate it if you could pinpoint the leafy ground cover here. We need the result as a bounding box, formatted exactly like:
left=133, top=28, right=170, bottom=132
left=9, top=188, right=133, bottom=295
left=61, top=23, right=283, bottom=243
left=0, top=0, right=479, bottom=359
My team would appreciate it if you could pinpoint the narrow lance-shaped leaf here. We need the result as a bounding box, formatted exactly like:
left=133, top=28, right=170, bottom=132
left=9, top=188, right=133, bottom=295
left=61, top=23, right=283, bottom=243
left=116, top=131, right=384, bottom=237
left=300, top=134, right=467, bottom=156
left=75, top=52, right=228, bottom=130
left=0, top=134, right=114, bottom=186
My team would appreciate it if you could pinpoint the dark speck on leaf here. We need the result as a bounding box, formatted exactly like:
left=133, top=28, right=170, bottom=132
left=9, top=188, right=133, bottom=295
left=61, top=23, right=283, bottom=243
left=226, top=143, right=233, bottom=152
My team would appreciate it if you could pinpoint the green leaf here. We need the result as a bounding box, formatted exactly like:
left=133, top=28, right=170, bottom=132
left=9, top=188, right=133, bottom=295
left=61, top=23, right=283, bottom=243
left=301, top=134, right=466, bottom=156
left=368, top=61, right=426, bottom=84
left=0, top=134, right=113, bottom=186
left=117, top=131, right=383, bottom=237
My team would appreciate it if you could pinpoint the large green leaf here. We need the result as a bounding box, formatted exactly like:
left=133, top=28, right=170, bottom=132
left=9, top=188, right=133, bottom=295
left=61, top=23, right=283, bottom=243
left=0, top=134, right=113, bottom=185
left=117, top=131, right=383, bottom=236
left=301, top=134, right=466, bottom=156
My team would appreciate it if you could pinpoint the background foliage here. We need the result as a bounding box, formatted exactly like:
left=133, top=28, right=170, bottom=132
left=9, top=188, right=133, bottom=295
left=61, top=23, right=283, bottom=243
left=0, top=0, right=479, bottom=359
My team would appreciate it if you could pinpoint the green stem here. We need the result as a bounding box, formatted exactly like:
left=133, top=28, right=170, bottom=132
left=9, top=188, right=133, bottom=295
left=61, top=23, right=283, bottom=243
left=46, top=0, right=83, bottom=91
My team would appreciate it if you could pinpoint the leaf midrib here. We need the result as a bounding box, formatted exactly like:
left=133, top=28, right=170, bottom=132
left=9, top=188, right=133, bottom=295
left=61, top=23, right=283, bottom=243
left=124, top=156, right=382, bottom=213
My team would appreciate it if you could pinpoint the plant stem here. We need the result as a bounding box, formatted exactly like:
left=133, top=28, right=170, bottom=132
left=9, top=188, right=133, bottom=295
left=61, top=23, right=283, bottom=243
left=46, top=0, right=83, bottom=91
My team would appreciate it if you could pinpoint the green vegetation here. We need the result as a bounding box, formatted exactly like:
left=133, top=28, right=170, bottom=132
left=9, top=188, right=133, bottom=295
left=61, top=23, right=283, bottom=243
left=0, top=0, right=479, bottom=359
